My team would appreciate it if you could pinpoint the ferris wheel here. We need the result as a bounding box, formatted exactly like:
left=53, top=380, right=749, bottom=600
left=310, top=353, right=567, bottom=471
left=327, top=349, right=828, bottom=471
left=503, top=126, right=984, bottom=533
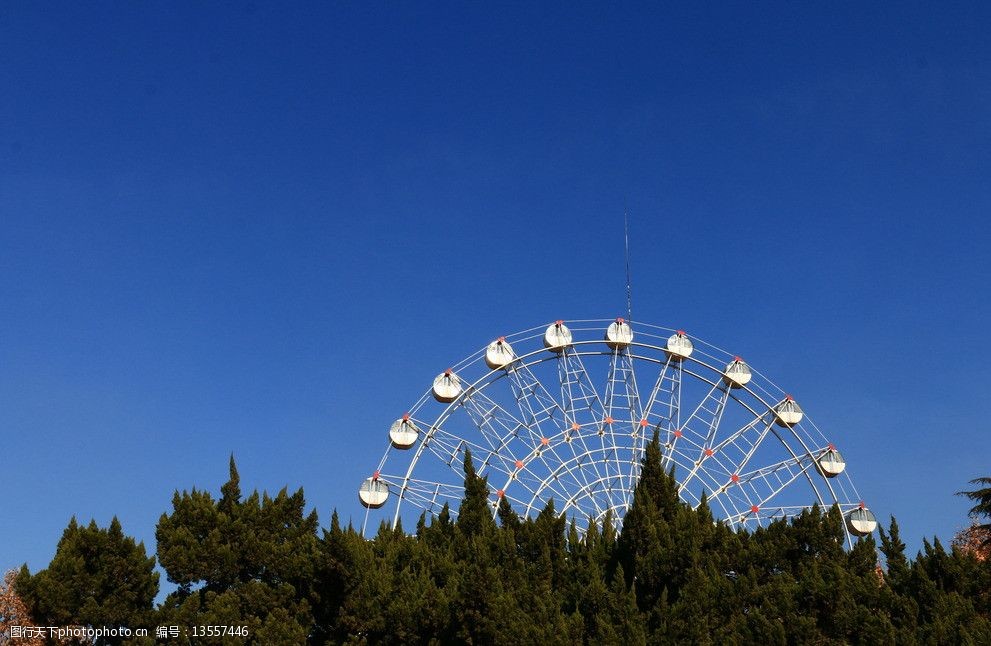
left=358, top=319, right=877, bottom=545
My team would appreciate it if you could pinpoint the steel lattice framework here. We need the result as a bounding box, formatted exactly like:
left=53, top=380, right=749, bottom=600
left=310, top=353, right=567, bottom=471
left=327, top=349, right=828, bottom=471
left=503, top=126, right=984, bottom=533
left=359, top=319, right=875, bottom=545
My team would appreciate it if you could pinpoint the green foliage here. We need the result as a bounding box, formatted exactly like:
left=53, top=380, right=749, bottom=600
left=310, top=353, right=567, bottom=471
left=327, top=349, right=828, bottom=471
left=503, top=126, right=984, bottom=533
left=17, top=517, right=158, bottom=644
left=155, top=456, right=319, bottom=643
left=19, top=456, right=991, bottom=644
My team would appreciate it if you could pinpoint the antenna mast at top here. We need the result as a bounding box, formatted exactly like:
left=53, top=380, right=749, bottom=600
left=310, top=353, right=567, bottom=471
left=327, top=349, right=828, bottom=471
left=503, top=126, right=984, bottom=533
left=624, top=201, right=633, bottom=323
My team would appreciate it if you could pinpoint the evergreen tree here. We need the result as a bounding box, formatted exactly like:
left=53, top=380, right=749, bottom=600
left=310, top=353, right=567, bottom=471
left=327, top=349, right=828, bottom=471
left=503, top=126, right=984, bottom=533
left=17, top=517, right=158, bottom=643
left=879, top=516, right=909, bottom=586
left=155, top=458, right=319, bottom=643
left=456, top=449, right=496, bottom=538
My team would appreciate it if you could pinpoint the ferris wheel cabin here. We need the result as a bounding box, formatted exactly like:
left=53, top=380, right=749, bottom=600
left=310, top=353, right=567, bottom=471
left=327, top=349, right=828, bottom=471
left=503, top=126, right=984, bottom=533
left=846, top=505, right=877, bottom=537
left=485, top=337, right=516, bottom=369
left=358, top=476, right=389, bottom=509
left=665, top=330, right=694, bottom=360
left=605, top=318, right=634, bottom=349
left=543, top=320, right=573, bottom=352
left=389, top=415, right=419, bottom=449
left=722, top=357, right=753, bottom=388
left=817, top=445, right=846, bottom=477
left=774, top=395, right=804, bottom=427
left=432, top=369, right=463, bottom=403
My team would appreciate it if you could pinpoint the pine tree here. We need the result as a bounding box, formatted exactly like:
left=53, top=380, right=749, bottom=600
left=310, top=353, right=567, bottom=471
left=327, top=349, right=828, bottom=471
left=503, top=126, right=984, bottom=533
left=615, top=430, right=681, bottom=614
left=155, top=458, right=318, bottom=643
left=879, top=516, right=909, bottom=586
left=17, top=517, right=159, bottom=641
left=456, top=449, right=496, bottom=538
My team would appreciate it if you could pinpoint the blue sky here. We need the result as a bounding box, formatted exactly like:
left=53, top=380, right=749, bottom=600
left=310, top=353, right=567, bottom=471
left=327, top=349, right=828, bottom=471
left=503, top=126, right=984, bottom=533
left=2, top=2, right=990, bottom=577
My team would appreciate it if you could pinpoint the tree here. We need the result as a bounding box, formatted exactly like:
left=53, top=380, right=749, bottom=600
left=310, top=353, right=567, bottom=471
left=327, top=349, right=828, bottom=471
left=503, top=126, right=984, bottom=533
left=958, top=476, right=991, bottom=545
left=155, top=457, right=319, bottom=643
left=455, top=449, right=496, bottom=538
left=953, top=523, right=991, bottom=562
left=16, top=517, right=158, bottom=643
left=879, top=516, right=909, bottom=586
left=1, top=570, right=43, bottom=646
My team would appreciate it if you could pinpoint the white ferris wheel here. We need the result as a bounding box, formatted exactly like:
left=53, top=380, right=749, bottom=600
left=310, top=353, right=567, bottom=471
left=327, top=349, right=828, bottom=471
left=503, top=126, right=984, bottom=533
left=358, top=319, right=877, bottom=545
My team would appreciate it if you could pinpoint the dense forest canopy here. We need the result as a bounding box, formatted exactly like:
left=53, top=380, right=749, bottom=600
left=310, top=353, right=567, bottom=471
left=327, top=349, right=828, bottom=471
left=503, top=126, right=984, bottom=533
left=5, top=436, right=990, bottom=645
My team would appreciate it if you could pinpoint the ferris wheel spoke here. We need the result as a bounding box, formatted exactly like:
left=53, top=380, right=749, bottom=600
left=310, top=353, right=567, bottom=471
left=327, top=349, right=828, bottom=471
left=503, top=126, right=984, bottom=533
left=736, top=454, right=819, bottom=509
left=576, top=477, right=633, bottom=519
left=503, top=362, right=605, bottom=508
left=455, top=385, right=587, bottom=505
left=417, top=427, right=560, bottom=516
left=705, top=413, right=777, bottom=479
left=652, top=361, right=685, bottom=470
left=622, top=353, right=647, bottom=500
left=458, top=388, right=534, bottom=460
left=673, top=395, right=748, bottom=497
left=557, top=348, right=620, bottom=512
left=525, top=444, right=638, bottom=519
left=682, top=382, right=731, bottom=450
left=517, top=433, right=612, bottom=519
left=501, top=426, right=594, bottom=514
left=602, top=348, right=644, bottom=503
left=600, top=349, right=629, bottom=507
left=638, top=354, right=676, bottom=421
left=705, top=452, right=817, bottom=511
left=422, top=427, right=515, bottom=478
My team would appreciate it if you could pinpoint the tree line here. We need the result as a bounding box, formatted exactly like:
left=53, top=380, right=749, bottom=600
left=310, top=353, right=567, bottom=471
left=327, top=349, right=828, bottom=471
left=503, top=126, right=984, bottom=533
left=3, top=434, right=990, bottom=645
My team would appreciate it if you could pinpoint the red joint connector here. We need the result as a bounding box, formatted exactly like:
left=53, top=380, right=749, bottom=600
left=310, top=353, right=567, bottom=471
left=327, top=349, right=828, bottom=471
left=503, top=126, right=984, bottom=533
left=751, top=505, right=760, bottom=514
left=555, top=319, right=564, bottom=326
left=676, top=329, right=686, bottom=336
left=785, top=394, right=794, bottom=401
left=828, top=443, right=836, bottom=451
left=734, top=356, right=743, bottom=362
left=372, top=470, right=380, bottom=480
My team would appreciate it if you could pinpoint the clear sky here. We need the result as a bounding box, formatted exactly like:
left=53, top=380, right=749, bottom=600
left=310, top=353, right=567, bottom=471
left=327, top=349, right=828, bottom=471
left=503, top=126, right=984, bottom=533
left=2, top=3, right=989, bottom=577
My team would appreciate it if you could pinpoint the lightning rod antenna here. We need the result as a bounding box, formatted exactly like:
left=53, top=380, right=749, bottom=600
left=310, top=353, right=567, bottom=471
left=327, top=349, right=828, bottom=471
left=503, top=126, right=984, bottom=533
left=624, top=200, right=633, bottom=323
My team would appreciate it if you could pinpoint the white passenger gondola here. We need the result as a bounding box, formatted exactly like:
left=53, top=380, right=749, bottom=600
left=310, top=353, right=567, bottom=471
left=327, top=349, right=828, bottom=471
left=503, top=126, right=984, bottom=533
left=543, top=320, right=573, bottom=352
left=358, top=475, right=389, bottom=508
left=665, top=330, right=694, bottom=360
left=722, top=357, right=752, bottom=388
left=846, top=504, right=877, bottom=536
left=604, top=318, right=633, bottom=349
left=817, top=444, right=846, bottom=477
left=774, top=395, right=804, bottom=427
left=485, top=337, right=516, bottom=369
left=432, top=369, right=462, bottom=403
left=389, top=414, right=419, bottom=449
